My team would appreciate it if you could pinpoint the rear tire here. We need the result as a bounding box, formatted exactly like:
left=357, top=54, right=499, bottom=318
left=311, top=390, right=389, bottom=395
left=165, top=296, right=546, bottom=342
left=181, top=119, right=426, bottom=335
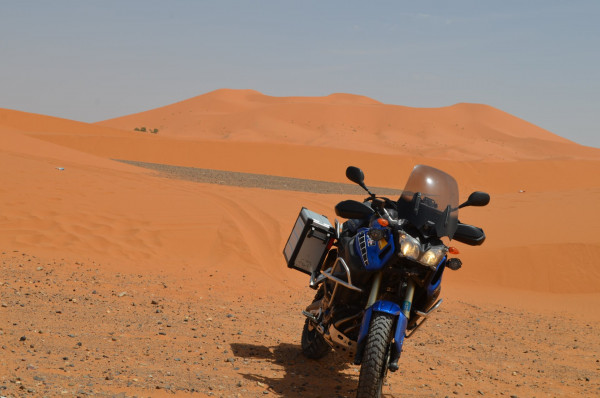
left=301, top=286, right=331, bottom=359
left=356, top=313, right=394, bottom=398
left=301, top=318, right=331, bottom=359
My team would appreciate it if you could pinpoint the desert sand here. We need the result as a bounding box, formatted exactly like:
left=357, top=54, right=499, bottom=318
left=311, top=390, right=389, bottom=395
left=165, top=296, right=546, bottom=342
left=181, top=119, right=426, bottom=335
left=1, top=89, right=599, bottom=397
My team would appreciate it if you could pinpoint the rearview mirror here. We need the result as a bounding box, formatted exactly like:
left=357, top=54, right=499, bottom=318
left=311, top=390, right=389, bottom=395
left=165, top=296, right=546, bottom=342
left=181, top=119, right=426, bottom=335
left=346, top=166, right=365, bottom=186
left=459, top=191, right=490, bottom=209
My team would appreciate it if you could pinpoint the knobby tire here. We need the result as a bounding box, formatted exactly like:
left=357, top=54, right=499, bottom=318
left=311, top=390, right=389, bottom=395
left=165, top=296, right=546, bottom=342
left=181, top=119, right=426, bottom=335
left=356, top=313, right=395, bottom=398
left=301, top=318, right=331, bottom=359
left=300, top=287, right=331, bottom=359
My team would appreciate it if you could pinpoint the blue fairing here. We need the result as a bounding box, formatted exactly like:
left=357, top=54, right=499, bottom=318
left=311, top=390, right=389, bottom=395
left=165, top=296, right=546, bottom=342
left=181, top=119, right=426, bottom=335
left=357, top=300, right=408, bottom=358
left=354, top=227, right=395, bottom=271
left=426, top=256, right=447, bottom=298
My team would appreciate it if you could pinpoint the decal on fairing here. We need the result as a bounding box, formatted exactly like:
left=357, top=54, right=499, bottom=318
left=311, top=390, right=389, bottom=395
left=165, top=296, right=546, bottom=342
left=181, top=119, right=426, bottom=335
left=355, top=227, right=395, bottom=271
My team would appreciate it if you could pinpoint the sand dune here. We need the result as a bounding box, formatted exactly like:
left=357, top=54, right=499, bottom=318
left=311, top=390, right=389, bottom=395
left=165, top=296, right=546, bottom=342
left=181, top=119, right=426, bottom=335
left=96, top=89, right=599, bottom=161
left=1, top=91, right=600, bottom=396
left=3, top=95, right=600, bottom=295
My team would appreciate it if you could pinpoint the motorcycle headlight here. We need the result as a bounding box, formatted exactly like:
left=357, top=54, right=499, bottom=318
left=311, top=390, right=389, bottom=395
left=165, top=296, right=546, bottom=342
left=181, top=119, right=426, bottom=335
left=399, top=233, right=420, bottom=260
left=420, top=246, right=446, bottom=267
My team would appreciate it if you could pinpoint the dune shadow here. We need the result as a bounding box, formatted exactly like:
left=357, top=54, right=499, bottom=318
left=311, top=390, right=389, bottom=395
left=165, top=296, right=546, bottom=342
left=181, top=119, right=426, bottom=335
left=230, top=342, right=361, bottom=397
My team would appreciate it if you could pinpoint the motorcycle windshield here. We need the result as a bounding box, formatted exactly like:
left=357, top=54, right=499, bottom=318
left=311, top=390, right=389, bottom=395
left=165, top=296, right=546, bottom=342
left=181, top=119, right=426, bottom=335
left=397, top=165, right=459, bottom=239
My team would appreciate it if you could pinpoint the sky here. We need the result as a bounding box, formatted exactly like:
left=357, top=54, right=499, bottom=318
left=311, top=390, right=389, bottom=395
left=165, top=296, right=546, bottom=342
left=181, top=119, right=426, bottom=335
left=1, top=1, right=599, bottom=147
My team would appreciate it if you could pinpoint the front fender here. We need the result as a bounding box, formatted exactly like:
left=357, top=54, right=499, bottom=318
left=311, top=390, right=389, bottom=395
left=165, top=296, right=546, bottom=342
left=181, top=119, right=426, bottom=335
left=355, top=300, right=408, bottom=363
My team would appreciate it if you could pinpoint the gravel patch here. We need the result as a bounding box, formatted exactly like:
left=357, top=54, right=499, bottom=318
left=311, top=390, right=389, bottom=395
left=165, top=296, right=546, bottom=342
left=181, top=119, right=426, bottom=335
left=115, top=159, right=404, bottom=196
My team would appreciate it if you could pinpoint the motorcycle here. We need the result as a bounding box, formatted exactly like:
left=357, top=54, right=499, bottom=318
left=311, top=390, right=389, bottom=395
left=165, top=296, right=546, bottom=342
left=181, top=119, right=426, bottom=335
left=283, top=165, right=489, bottom=397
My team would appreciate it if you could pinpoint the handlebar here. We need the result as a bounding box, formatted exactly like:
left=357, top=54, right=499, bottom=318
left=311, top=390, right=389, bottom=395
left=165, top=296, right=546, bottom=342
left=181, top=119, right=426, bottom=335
left=365, top=196, right=402, bottom=228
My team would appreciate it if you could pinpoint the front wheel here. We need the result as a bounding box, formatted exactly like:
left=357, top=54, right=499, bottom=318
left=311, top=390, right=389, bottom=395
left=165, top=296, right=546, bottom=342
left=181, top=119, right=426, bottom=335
left=356, top=313, right=395, bottom=398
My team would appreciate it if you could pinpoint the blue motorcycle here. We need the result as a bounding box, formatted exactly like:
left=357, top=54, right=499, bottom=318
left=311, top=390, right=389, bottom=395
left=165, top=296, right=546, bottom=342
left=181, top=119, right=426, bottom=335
left=284, top=165, right=489, bottom=397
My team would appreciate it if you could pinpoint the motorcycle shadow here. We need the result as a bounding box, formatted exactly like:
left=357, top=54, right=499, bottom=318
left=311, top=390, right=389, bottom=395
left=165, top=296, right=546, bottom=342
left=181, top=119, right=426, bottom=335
left=230, top=342, right=360, bottom=397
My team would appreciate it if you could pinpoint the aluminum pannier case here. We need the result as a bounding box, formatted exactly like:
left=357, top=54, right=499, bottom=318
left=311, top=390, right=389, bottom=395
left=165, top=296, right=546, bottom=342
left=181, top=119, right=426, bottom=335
left=283, top=207, right=335, bottom=275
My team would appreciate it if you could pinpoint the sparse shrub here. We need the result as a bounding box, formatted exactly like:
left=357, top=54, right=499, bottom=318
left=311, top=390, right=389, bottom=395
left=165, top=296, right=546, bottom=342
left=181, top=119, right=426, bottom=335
left=133, top=126, right=158, bottom=134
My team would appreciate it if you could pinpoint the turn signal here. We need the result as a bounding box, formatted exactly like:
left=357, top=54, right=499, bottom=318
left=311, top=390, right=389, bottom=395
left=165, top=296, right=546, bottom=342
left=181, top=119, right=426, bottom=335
left=377, top=218, right=389, bottom=227
left=448, top=247, right=460, bottom=255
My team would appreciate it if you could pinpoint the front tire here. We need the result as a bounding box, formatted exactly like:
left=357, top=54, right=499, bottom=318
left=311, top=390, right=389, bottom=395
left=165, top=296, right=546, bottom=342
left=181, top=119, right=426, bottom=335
left=356, top=313, right=395, bottom=398
left=301, top=318, right=331, bottom=359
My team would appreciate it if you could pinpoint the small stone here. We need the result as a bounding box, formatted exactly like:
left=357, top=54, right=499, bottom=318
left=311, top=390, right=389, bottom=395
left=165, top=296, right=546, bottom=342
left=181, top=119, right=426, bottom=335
left=19, top=336, right=26, bottom=341
left=118, top=292, right=127, bottom=297
left=36, top=266, right=44, bottom=271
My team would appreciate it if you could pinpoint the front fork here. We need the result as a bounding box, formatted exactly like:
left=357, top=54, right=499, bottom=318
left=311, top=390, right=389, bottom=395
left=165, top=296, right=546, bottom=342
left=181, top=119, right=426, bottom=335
left=355, top=273, right=415, bottom=369
left=389, top=278, right=415, bottom=371
left=401, top=279, right=416, bottom=318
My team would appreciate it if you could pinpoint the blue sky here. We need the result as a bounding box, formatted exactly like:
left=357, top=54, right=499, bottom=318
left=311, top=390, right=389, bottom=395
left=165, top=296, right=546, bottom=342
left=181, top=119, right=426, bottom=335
left=1, top=1, right=599, bottom=147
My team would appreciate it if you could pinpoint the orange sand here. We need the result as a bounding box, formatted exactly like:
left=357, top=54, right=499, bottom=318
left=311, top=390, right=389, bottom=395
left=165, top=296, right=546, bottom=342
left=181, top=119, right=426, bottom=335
left=1, top=89, right=600, bottom=396
left=3, top=90, right=599, bottom=297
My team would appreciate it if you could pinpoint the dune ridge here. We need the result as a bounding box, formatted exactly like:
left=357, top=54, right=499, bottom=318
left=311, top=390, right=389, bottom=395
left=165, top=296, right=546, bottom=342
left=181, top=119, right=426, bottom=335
left=96, top=89, right=599, bottom=161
